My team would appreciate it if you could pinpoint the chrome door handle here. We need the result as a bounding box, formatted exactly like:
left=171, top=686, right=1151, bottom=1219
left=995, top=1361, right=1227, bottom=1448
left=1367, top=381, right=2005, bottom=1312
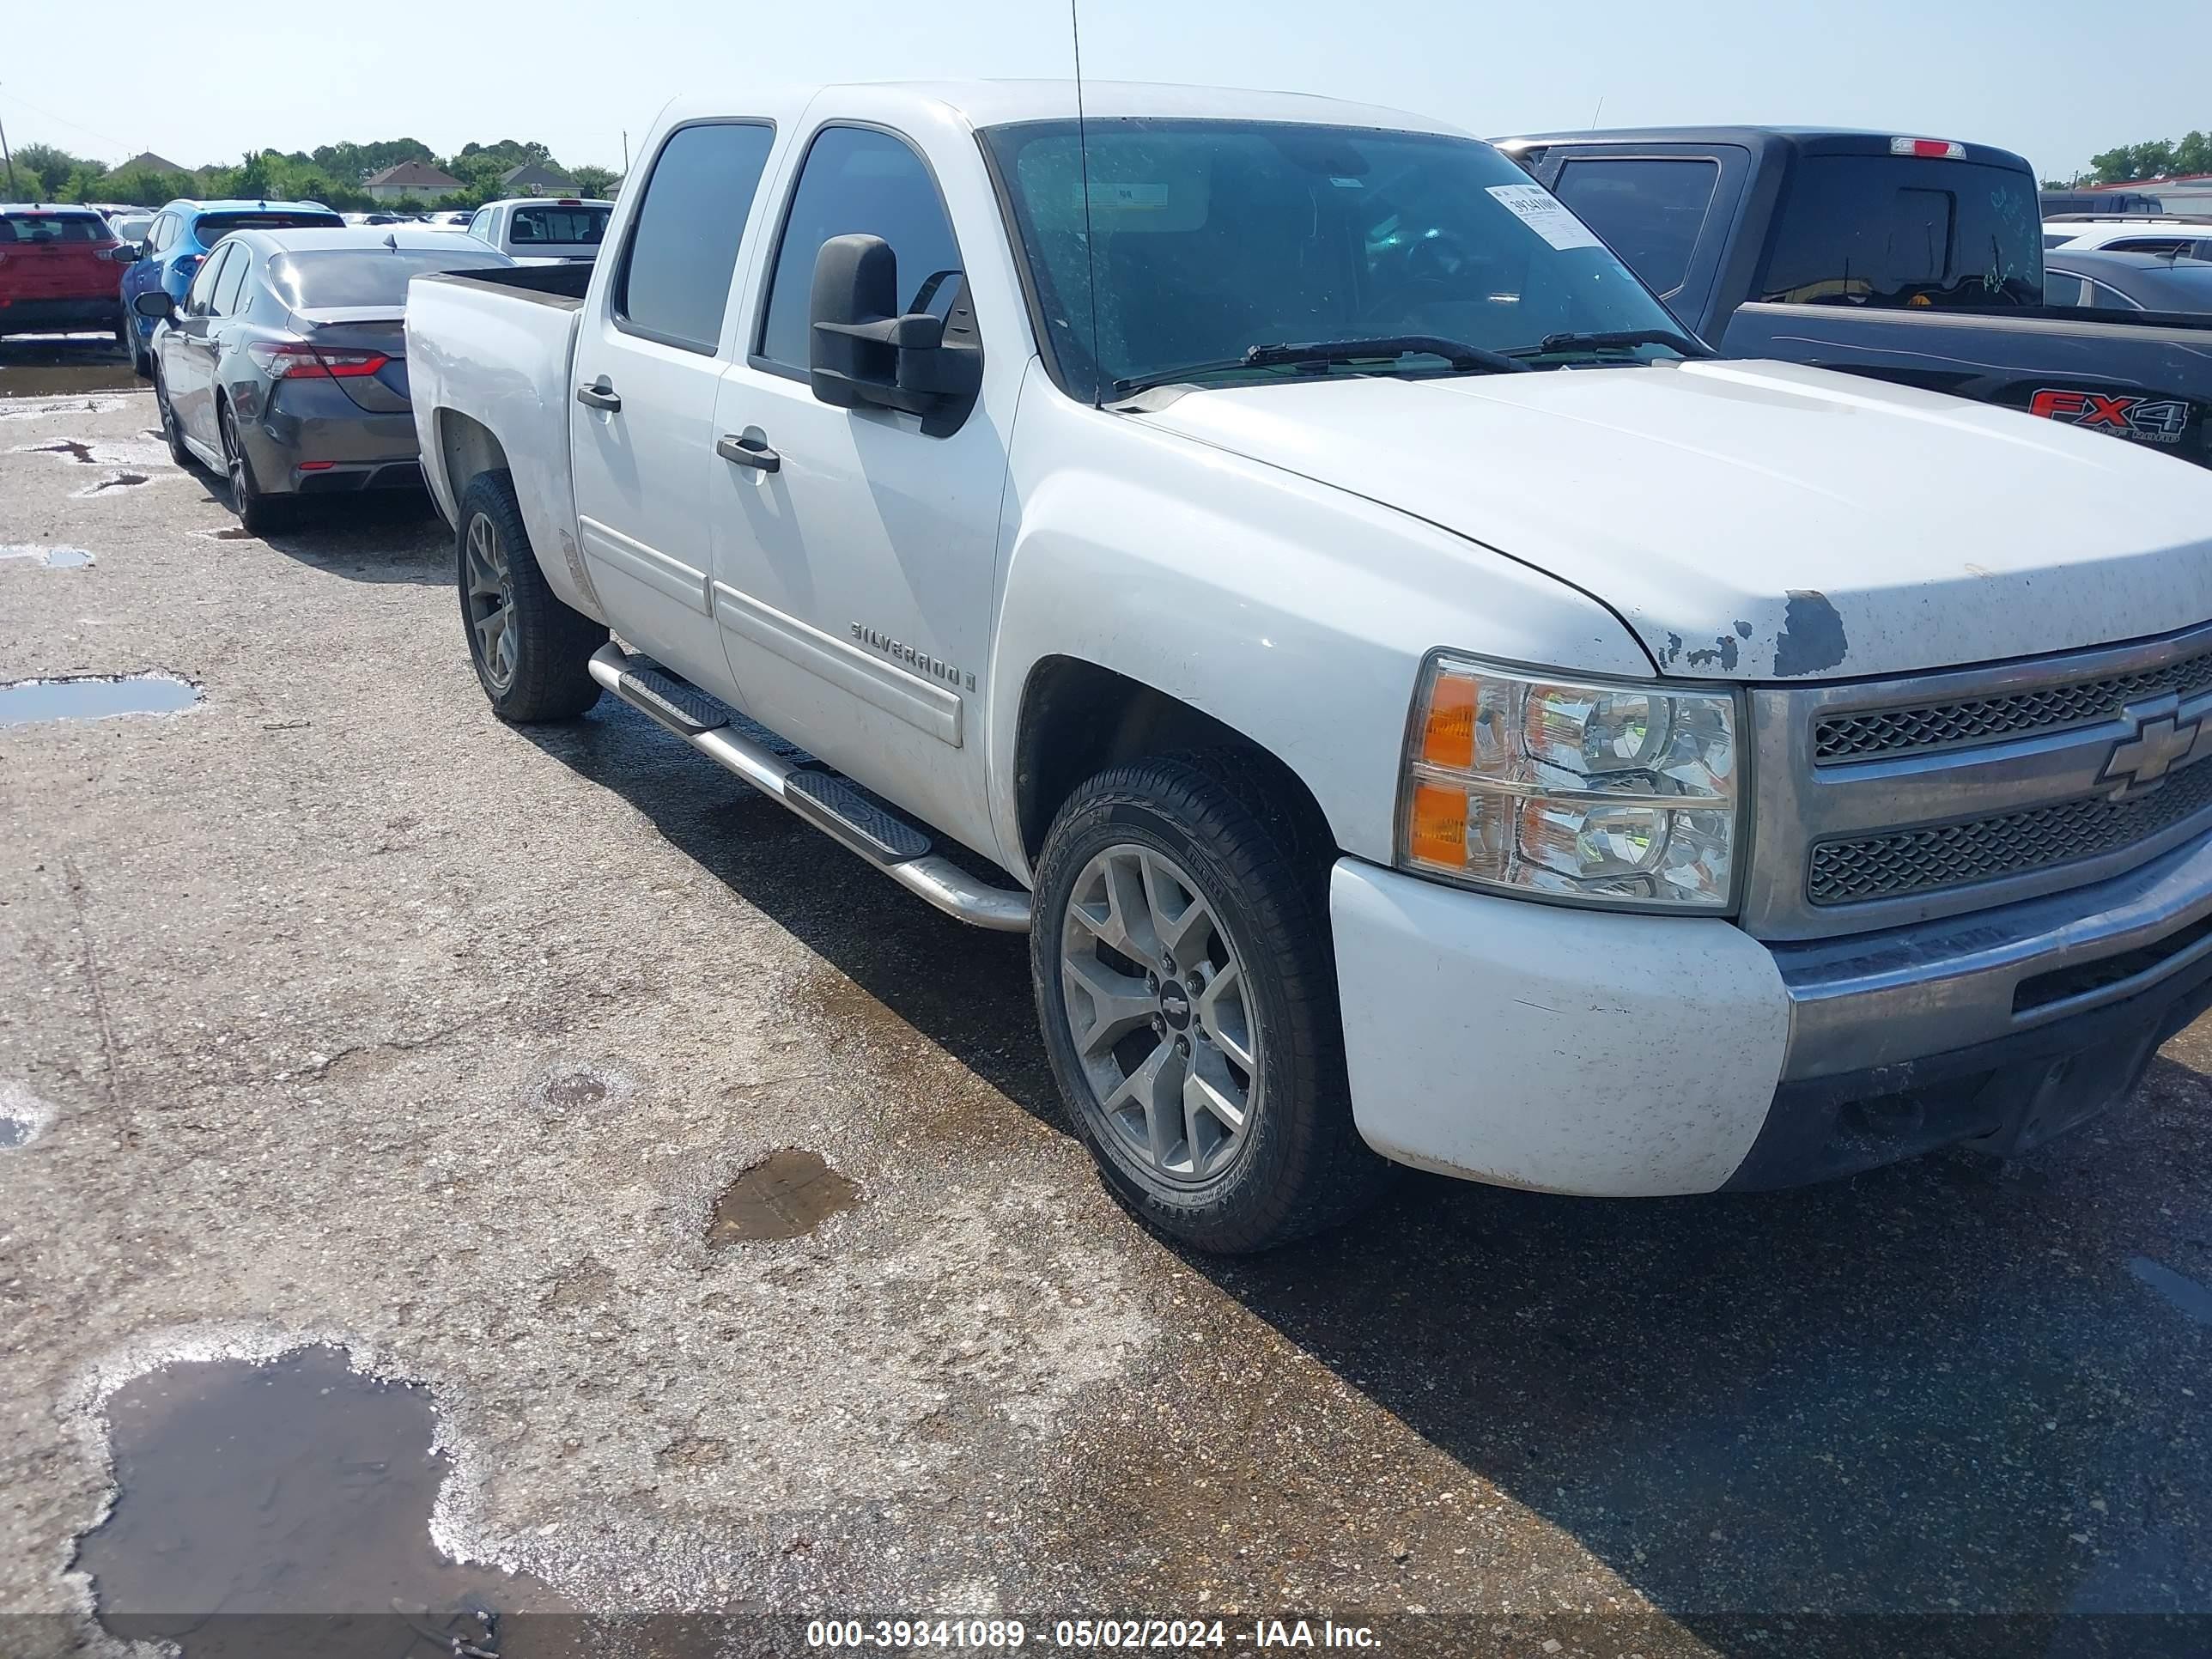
left=716, top=433, right=780, bottom=473
left=574, top=380, right=622, bottom=411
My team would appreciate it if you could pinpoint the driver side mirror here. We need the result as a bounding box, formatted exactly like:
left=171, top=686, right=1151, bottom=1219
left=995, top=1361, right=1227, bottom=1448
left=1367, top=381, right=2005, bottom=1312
left=132, top=289, right=177, bottom=320
left=807, top=233, right=981, bottom=437
left=106, top=244, right=142, bottom=263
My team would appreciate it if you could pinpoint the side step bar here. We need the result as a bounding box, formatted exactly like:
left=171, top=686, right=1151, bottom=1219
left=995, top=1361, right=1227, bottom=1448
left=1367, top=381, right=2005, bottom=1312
left=590, top=646, right=1032, bottom=933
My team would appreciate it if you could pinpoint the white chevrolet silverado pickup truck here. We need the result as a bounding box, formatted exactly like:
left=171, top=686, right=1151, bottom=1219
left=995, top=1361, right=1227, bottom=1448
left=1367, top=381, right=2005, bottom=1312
left=408, top=80, right=2212, bottom=1252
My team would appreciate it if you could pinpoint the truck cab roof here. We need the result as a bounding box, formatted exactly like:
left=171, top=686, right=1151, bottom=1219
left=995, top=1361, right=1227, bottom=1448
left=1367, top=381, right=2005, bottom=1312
left=653, top=78, right=1466, bottom=137
left=1494, top=126, right=2032, bottom=173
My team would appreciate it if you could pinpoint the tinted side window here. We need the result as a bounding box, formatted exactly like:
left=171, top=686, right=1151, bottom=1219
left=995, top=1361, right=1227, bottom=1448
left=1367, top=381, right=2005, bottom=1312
left=468, top=211, right=490, bottom=241
left=148, top=214, right=174, bottom=253
left=2108, top=238, right=2191, bottom=258
left=2043, top=270, right=2088, bottom=306
left=1553, top=158, right=1718, bottom=297
left=185, top=244, right=234, bottom=314
left=212, top=246, right=252, bottom=316
left=758, top=126, right=963, bottom=368
left=616, top=120, right=776, bottom=353
left=2087, top=280, right=2142, bottom=311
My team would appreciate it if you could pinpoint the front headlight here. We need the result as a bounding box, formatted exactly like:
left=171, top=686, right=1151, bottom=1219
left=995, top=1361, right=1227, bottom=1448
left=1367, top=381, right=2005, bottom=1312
left=1398, top=655, right=1742, bottom=911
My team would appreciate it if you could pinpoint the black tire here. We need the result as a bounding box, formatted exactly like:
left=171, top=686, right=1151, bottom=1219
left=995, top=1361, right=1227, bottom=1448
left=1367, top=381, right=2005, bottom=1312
left=152, top=368, right=191, bottom=469
left=456, top=469, right=605, bottom=722
left=1031, top=750, right=1393, bottom=1253
left=219, top=398, right=289, bottom=538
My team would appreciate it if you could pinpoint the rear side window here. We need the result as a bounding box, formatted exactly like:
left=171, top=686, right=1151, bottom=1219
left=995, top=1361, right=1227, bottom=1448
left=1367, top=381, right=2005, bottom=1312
left=0, top=211, right=108, bottom=243
left=212, top=246, right=253, bottom=315
left=510, top=205, right=611, bottom=246
left=185, top=243, right=235, bottom=314
left=1759, top=155, right=2042, bottom=309
left=195, top=211, right=344, bottom=238
left=1553, top=158, right=1719, bottom=298
left=615, top=120, right=777, bottom=353
left=2044, top=270, right=2089, bottom=306
left=757, top=125, right=963, bottom=369
left=270, top=248, right=514, bottom=309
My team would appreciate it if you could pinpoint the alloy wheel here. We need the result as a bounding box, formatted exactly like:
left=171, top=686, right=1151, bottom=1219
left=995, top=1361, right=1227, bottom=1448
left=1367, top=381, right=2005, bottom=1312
left=1058, top=843, right=1260, bottom=1186
left=464, top=512, right=520, bottom=692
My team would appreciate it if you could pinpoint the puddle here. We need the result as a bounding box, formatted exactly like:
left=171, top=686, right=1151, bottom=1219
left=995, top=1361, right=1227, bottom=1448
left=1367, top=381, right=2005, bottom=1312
left=0, top=672, right=200, bottom=728
left=0, top=364, right=141, bottom=398
left=708, top=1149, right=860, bottom=1243
left=73, top=470, right=155, bottom=498
left=33, top=438, right=95, bottom=463
left=0, top=1084, right=53, bottom=1147
left=2130, top=1256, right=2212, bottom=1328
left=79, top=1346, right=573, bottom=1656
left=0, top=543, right=95, bottom=568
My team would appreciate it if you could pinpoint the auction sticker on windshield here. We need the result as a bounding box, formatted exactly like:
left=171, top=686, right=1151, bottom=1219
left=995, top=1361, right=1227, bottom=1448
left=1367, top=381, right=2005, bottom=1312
left=1486, top=184, right=1605, bottom=251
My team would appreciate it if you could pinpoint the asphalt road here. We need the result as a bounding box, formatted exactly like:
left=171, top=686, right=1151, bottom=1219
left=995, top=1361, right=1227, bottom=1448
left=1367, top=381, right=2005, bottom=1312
left=3, top=340, right=2210, bottom=1656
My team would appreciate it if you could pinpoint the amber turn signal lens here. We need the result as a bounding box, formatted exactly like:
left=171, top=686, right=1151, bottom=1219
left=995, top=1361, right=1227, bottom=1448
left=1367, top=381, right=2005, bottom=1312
left=1420, top=674, right=1477, bottom=769
left=1407, top=781, right=1469, bottom=867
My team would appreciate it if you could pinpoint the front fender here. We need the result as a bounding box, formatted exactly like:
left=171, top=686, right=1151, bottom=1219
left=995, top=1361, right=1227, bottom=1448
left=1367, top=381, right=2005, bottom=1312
left=986, top=382, right=1657, bottom=874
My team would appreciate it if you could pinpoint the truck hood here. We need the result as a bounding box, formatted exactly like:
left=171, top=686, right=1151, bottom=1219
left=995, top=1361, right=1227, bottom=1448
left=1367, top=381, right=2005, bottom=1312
left=1131, top=358, right=2212, bottom=680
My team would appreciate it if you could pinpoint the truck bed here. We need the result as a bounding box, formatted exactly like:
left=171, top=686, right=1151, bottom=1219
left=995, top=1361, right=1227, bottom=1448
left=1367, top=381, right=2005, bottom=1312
left=405, top=267, right=595, bottom=617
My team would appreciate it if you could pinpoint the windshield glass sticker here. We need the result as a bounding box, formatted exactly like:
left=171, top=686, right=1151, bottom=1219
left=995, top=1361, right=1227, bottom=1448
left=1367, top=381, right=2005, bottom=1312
left=1485, top=184, right=1604, bottom=252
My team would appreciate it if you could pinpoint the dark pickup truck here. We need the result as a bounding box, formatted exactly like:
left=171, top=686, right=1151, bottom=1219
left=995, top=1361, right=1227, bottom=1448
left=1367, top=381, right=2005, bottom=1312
left=1495, top=127, right=2212, bottom=471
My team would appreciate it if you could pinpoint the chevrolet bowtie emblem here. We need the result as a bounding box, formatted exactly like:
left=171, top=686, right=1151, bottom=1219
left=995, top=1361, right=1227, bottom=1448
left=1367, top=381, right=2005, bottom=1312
left=2100, top=710, right=2209, bottom=797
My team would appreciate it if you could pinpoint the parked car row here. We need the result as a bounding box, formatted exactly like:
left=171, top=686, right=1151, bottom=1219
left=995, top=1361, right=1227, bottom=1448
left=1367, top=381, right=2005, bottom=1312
left=404, top=81, right=2212, bottom=1251
left=133, top=227, right=517, bottom=532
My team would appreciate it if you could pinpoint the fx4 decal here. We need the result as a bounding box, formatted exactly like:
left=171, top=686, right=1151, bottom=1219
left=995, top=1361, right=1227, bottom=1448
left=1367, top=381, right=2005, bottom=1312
left=2028, top=387, right=2191, bottom=445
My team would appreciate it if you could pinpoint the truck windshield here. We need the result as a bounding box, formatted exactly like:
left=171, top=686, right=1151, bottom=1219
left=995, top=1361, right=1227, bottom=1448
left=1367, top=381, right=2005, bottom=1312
left=982, top=119, right=1690, bottom=399
left=1758, top=155, right=2042, bottom=310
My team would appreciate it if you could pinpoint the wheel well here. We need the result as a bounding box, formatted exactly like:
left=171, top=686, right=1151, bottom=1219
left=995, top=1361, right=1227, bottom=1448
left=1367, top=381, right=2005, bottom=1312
left=436, top=410, right=508, bottom=503
left=1013, top=657, right=1336, bottom=867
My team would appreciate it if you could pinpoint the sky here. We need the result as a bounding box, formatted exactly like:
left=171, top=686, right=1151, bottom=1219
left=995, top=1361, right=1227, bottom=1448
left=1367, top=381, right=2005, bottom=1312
left=4, top=0, right=2204, bottom=183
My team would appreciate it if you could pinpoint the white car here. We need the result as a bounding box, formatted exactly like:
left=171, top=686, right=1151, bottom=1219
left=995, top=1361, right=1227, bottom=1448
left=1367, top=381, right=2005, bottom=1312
left=462, top=198, right=611, bottom=264
left=2045, top=218, right=2212, bottom=259
left=409, top=81, right=2212, bottom=1252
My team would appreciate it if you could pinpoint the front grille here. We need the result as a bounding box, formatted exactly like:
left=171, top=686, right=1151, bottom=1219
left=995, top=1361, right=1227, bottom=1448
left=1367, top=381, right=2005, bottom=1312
left=1808, top=757, right=2212, bottom=907
left=1814, top=644, right=2212, bottom=763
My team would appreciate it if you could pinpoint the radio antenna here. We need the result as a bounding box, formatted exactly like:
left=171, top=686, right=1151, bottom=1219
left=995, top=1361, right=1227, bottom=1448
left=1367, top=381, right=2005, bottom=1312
left=1070, top=0, right=1103, bottom=405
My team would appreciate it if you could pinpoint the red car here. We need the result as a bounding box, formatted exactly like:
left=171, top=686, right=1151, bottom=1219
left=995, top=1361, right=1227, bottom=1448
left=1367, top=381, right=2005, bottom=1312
left=0, top=205, right=129, bottom=343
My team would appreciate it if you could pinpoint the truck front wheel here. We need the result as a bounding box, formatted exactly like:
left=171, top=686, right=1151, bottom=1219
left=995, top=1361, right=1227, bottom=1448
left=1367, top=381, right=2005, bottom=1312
left=1030, top=752, right=1392, bottom=1253
left=456, top=470, right=605, bottom=722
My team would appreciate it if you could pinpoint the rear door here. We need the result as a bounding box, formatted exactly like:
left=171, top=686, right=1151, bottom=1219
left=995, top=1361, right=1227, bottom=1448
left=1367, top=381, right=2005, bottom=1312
left=567, top=118, right=781, bottom=692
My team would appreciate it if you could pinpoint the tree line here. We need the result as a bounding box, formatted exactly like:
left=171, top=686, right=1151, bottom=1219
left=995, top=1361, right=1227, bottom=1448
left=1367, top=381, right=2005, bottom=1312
left=4, top=137, right=619, bottom=212
left=2044, top=129, right=2211, bottom=189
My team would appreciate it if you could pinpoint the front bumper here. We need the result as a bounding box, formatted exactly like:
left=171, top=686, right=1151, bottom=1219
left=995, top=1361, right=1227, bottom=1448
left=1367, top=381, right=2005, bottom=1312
left=1329, top=831, right=2212, bottom=1195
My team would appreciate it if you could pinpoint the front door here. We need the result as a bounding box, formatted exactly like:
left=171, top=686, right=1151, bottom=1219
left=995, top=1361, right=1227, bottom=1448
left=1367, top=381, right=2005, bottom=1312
left=567, top=118, right=779, bottom=694
left=708, top=122, right=1013, bottom=859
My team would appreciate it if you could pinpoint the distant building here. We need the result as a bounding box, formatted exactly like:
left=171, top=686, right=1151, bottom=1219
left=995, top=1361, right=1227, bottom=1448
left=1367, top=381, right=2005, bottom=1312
left=498, top=161, right=579, bottom=198
left=118, top=151, right=190, bottom=177
left=363, top=161, right=465, bottom=203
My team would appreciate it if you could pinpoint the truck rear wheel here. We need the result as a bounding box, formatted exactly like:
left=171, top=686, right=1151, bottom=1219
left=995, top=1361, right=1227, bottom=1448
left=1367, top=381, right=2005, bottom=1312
left=457, top=470, right=605, bottom=722
left=1030, top=751, right=1392, bottom=1253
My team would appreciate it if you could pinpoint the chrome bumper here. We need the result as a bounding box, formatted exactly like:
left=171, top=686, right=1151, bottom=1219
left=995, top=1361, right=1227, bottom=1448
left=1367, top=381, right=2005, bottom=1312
left=1773, top=825, right=2212, bottom=1080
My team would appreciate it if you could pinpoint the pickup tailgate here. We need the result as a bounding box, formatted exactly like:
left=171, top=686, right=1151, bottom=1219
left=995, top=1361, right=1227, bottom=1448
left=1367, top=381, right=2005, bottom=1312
left=405, top=267, right=597, bottom=616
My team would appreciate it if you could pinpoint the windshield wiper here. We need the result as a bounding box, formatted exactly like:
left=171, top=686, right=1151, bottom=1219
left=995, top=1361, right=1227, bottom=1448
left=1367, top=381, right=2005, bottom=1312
left=1111, top=333, right=1530, bottom=398
left=1507, top=328, right=1714, bottom=362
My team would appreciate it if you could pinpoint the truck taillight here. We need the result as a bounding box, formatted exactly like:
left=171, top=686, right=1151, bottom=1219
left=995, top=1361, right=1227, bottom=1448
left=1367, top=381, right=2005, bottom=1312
left=245, top=342, right=390, bottom=379
left=1889, top=137, right=1966, bottom=159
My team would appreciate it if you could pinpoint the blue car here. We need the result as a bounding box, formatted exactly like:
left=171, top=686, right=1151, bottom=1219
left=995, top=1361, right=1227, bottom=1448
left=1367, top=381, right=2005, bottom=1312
left=119, top=198, right=343, bottom=375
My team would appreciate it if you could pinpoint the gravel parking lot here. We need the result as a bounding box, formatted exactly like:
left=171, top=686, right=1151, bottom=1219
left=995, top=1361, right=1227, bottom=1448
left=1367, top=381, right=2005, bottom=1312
left=3, top=343, right=2211, bottom=1655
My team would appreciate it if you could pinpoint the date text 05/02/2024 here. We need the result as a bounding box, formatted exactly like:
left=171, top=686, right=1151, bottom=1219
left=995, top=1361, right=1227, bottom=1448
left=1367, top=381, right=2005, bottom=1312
left=804, top=1619, right=1382, bottom=1650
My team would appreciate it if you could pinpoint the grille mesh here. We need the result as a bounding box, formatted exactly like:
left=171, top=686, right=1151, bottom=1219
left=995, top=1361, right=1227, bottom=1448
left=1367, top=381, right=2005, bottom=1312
left=1814, top=647, right=2212, bottom=763
left=1808, top=758, right=2212, bottom=907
